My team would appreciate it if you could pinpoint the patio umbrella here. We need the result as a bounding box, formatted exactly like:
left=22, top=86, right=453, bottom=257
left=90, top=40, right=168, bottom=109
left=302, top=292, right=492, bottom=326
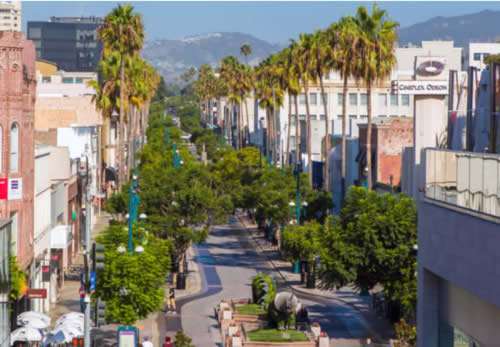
left=44, top=325, right=83, bottom=344
left=10, top=326, right=43, bottom=345
left=17, top=311, right=51, bottom=326
left=17, top=316, right=50, bottom=330
left=55, top=312, right=84, bottom=326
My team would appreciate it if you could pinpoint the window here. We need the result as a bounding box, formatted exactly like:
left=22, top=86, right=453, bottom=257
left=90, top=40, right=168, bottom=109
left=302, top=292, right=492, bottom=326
left=349, top=115, right=357, bottom=120
left=10, top=123, right=18, bottom=173
left=310, top=114, right=317, bottom=120
left=10, top=212, right=17, bottom=256
left=290, top=136, right=296, bottom=148
left=75, top=78, right=83, bottom=84
left=360, top=115, right=368, bottom=119
left=390, top=114, right=398, bottom=118
left=391, top=94, right=399, bottom=106
left=361, top=93, right=368, bottom=106
left=337, top=93, right=344, bottom=105
left=299, top=114, right=306, bottom=121
left=320, top=93, right=328, bottom=105
left=337, top=115, right=343, bottom=119
left=291, top=117, right=296, bottom=126
left=484, top=53, right=490, bottom=59
left=379, top=115, right=387, bottom=118
left=401, top=94, right=410, bottom=106
left=349, top=93, right=358, bottom=106
left=320, top=115, right=326, bottom=121
left=299, top=94, right=306, bottom=105
left=309, top=93, right=317, bottom=105
left=474, top=52, right=481, bottom=61
left=379, top=93, right=387, bottom=106
left=42, top=76, right=51, bottom=83
left=62, top=77, right=73, bottom=84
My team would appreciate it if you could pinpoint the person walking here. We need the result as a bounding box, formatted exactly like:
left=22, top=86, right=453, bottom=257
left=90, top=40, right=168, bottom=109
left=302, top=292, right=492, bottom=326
left=163, top=336, right=173, bottom=347
left=167, top=284, right=176, bottom=314
left=142, top=336, right=153, bottom=347
left=79, top=285, right=85, bottom=313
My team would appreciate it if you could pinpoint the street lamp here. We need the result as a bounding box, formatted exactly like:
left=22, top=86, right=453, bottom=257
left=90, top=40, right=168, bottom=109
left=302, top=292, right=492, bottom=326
left=290, top=164, right=307, bottom=274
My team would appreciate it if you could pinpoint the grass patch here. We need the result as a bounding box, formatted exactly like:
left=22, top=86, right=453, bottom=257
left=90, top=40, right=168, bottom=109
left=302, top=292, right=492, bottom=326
left=247, top=329, right=308, bottom=342
left=235, top=304, right=267, bottom=316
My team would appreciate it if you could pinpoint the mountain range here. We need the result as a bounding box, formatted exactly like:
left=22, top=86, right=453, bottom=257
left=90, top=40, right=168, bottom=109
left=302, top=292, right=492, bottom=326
left=143, top=9, right=500, bottom=83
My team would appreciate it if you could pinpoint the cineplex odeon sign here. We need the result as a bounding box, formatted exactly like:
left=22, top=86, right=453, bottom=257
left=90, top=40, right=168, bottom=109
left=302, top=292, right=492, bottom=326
left=393, top=80, right=448, bottom=95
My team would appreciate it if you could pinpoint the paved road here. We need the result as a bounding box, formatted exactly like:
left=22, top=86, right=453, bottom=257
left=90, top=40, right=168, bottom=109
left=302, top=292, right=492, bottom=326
left=159, top=219, right=367, bottom=347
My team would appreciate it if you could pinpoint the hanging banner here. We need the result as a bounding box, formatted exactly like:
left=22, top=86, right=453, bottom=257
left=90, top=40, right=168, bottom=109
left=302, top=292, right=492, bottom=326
left=8, top=178, right=22, bottom=200
left=0, top=178, right=7, bottom=200
left=42, top=266, right=51, bottom=282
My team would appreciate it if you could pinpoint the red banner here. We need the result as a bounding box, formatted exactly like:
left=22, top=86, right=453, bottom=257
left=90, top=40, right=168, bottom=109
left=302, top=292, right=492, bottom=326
left=27, top=289, right=47, bottom=299
left=0, top=178, right=7, bottom=200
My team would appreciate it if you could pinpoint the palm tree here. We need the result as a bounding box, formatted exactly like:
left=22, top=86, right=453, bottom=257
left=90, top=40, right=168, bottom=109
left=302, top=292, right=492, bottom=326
left=289, top=40, right=301, bottom=168
left=296, top=33, right=315, bottom=187
left=240, top=43, right=252, bottom=65
left=355, top=4, right=398, bottom=190
left=331, top=16, right=361, bottom=200
left=218, top=56, right=242, bottom=148
left=311, top=29, right=334, bottom=190
left=98, top=4, right=144, bottom=185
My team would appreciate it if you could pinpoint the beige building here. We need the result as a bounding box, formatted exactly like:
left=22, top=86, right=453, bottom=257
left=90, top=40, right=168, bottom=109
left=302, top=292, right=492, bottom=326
left=0, top=1, right=21, bottom=32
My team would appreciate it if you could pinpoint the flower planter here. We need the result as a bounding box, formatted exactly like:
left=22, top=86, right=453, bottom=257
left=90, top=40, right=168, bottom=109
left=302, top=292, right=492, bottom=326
left=232, top=336, right=242, bottom=347
left=220, top=302, right=230, bottom=310
left=311, top=326, right=321, bottom=338
left=228, top=326, right=238, bottom=336
left=223, top=310, right=232, bottom=320
left=318, top=336, right=329, bottom=347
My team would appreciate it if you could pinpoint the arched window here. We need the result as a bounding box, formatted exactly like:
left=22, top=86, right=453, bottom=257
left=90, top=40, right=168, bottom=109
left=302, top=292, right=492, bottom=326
left=10, top=123, right=18, bottom=173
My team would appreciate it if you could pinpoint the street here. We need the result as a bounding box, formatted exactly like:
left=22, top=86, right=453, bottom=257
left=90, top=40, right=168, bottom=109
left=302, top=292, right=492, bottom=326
left=159, top=218, right=370, bottom=347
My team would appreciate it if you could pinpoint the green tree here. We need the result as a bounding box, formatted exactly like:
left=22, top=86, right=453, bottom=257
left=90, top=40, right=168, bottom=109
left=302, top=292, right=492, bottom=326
left=9, top=256, right=27, bottom=302
left=174, top=330, right=195, bottom=347
left=98, top=4, right=145, bottom=185
left=281, top=221, right=322, bottom=264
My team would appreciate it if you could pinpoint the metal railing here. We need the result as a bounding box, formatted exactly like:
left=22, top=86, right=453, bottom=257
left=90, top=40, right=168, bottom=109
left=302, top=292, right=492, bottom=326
left=425, top=148, right=500, bottom=218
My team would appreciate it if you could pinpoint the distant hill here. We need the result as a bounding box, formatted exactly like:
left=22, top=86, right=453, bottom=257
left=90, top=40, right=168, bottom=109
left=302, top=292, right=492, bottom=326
left=398, top=9, right=500, bottom=47
left=142, top=32, right=283, bottom=83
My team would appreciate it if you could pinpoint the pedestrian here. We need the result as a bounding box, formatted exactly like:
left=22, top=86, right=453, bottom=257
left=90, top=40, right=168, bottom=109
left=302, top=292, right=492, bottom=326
left=167, top=284, right=176, bottom=314
left=142, top=336, right=153, bottom=347
left=79, top=285, right=85, bottom=313
left=163, top=336, right=173, bottom=347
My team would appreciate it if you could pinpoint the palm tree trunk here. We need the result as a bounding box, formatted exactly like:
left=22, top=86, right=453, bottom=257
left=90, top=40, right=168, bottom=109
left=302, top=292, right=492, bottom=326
left=206, top=98, right=210, bottom=125
left=366, top=81, right=373, bottom=190
left=303, top=79, right=312, bottom=187
left=319, top=75, right=329, bottom=191
left=238, top=102, right=242, bottom=150
left=341, top=75, right=347, bottom=201
left=286, top=94, right=291, bottom=165
left=119, top=55, right=125, bottom=186
left=245, top=100, right=250, bottom=146
left=295, top=93, right=299, bottom=167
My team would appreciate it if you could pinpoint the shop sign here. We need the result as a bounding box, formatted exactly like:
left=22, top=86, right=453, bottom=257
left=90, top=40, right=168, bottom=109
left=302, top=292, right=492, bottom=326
left=8, top=178, right=22, bottom=200
left=50, top=254, right=59, bottom=269
left=393, top=80, right=448, bottom=95
left=27, top=288, right=47, bottom=299
left=42, top=266, right=51, bottom=282
left=416, top=60, right=445, bottom=76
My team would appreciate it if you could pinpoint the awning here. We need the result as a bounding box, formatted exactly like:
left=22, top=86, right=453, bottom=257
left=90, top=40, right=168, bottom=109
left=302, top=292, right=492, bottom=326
left=105, top=167, right=118, bottom=182
left=50, top=226, right=72, bottom=249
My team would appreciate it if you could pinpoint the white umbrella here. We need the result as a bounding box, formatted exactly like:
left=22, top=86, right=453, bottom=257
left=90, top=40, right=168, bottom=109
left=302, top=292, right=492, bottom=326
left=17, top=316, right=50, bottom=330
left=10, top=326, right=43, bottom=345
left=55, top=312, right=84, bottom=326
left=45, top=325, right=83, bottom=344
left=17, top=311, right=51, bottom=326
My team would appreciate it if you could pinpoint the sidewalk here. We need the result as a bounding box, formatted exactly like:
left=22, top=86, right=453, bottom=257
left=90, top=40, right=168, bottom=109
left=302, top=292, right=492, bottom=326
left=237, top=213, right=395, bottom=344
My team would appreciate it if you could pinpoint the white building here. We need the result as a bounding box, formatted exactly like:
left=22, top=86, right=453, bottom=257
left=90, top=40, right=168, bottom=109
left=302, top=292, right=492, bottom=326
left=469, top=42, right=500, bottom=72
left=0, top=1, right=21, bottom=32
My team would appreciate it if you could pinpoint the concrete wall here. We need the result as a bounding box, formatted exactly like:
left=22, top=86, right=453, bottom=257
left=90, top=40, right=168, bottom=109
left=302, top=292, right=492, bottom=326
left=418, top=200, right=500, bottom=347
left=35, top=95, right=102, bottom=129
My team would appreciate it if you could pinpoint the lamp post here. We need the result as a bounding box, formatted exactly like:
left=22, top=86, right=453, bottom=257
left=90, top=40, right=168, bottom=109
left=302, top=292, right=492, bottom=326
left=173, top=143, right=181, bottom=168
left=165, top=128, right=170, bottom=144
left=289, top=165, right=307, bottom=274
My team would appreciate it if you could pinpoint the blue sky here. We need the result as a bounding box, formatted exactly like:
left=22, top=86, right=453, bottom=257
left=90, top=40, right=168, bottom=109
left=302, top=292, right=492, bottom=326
left=22, top=1, right=500, bottom=43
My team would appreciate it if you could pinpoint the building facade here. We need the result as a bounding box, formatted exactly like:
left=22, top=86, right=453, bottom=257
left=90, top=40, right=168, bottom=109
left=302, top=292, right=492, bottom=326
left=0, top=30, right=36, bottom=314
left=27, top=17, right=103, bottom=72
left=0, top=219, right=11, bottom=347
left=469, top=42, right=500, bottom=72
left=0, top=1, right=21, bottom=32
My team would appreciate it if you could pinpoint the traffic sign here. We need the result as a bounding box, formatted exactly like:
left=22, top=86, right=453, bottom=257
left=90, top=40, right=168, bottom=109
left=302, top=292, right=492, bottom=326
left=90, top=272, right=96, bottom=293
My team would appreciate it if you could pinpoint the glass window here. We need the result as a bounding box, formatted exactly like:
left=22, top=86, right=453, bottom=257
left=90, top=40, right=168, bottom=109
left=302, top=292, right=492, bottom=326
left=391, top=94, right=399, bottom=106
left=390, top=114, right=398, bottom=118
left=474, top=52, right=481, bottom=61
left=360, top=115, right=368, bottom=119
left=299, top=94, right=306, bottom=105
left=62, top=77, right=73, bottom=84
left=379, top=115, right=387, bottom=118
left=484, top=53, right=490, bottom=59
left=10, top=123, right=18, bottom=173
left=320, top=93, right=328, bottom=105
left=349, top=93, right=358, bottom=106
left=337, top=93, right=343, bottom=105
left=337, top=115, right=343, bottom=119
left=361, top=93, right=368, bottom=106
left=290, top=136, right=295, bottom=148
left=310, top=93, right=317, bottom=105
left=310, top=114, right=317, bottom=120
left=299, top=115, right=306, bottom=121
left=401, top=94, right=410, bottom=106
left=291, top=117, right=296, bottom=126
left=75, top=78, right=84, bottom=84
left=320, top=115, right=326, bottom=121
left=42, top=76, right=51, bottom=83
left=349, top=115, right=357, bottom=120
left=379, top=93, right=387, bottom=106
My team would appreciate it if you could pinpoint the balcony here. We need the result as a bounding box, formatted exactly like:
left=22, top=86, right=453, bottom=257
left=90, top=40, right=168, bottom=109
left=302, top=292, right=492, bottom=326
left=425, top=148, right=500, bottom=218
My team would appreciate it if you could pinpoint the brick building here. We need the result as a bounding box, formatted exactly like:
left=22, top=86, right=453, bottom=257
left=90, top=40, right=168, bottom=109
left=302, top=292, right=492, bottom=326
left=0, top=31, right=36, bottom=311
left=357, top=117, right=413, bottom=192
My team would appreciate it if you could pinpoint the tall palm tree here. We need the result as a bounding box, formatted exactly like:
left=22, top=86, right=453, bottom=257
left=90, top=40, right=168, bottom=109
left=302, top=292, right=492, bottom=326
left=218, top=56, right=242, bottom=148
left=289, top=40, right=301, bottom=168
left=331, top=16, right=361, bottom=200
left=311, top=29, right=334, bottom=190
left=296, top=33, right=315, bottom=187
left=98, top=4, right=144, bottom=185
left=240, top=43, right=253, bottom=144
left=355, top=4, right=398, bottom=190
left=240, top=43, right=252, bottom=65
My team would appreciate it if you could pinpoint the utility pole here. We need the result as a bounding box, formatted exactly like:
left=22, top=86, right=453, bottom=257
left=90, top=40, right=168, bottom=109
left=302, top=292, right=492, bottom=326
left=84, top=157, right=91, bottom=347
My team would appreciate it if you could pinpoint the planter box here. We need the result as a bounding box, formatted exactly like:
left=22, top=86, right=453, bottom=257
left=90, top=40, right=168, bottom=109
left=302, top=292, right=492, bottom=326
left=220, top=302, right=230, bottom=310
left=223, top=310, right=233, bottom=320
left=311, top=326, right=321, bottom=338
left=228, top=326, right=238, bottom=336
left=232, top=336, right=242, bottom=347
left=318, top=336, right=329, bottom=347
